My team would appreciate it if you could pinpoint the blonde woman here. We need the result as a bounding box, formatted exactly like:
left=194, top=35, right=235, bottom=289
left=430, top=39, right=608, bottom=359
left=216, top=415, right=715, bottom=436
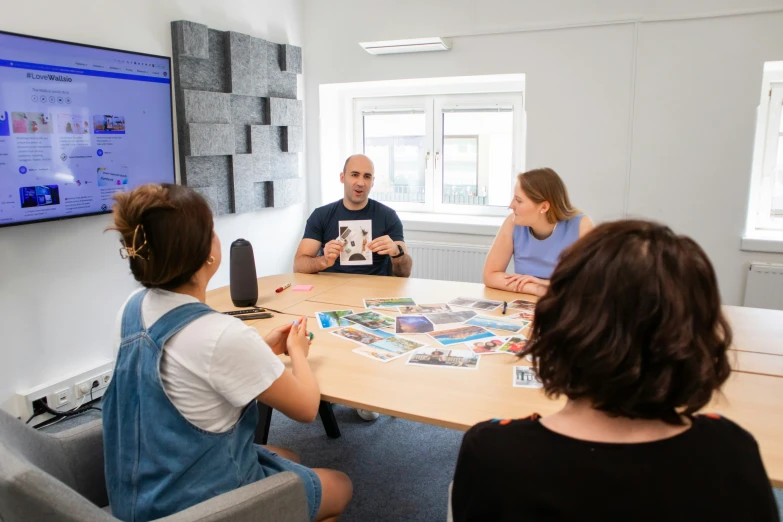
left=483, top=168, right=594, bottom=296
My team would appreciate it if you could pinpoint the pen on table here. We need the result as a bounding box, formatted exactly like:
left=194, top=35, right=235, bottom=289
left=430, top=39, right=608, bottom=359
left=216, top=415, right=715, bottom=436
left=502, top=301, right=508, bottom=315
left=275, top=282, right=291, bottom=293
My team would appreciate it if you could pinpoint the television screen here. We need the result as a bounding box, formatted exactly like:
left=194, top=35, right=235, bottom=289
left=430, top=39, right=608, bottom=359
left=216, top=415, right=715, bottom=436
left=0, top=31, right=175, bottom=228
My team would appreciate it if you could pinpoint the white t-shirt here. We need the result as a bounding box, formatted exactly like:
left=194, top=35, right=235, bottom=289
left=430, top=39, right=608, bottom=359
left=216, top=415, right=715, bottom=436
left=112, top=289, right=285, bottom=433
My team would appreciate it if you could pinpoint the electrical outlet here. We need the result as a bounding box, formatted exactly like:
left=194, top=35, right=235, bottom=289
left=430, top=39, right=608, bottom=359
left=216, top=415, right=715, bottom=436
left=51, top=388, right=71, bottom=407
left=74, top=376, right=105, bottom=399
left=99, top=369, right=113, bottom=388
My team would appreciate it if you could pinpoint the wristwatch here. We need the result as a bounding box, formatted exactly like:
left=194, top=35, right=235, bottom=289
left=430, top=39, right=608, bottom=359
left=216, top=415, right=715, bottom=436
left=392, top=245, right=405, bottom=259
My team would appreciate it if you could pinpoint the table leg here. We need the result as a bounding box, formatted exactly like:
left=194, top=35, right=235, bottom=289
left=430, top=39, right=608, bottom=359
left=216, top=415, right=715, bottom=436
left=318, top=400, right=341, bottom=439
left=254, top=402, right=274, bottom=445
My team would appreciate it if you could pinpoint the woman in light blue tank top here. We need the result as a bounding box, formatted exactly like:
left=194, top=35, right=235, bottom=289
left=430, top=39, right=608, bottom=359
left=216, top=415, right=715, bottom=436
left=483, top=168, right=593, bottom=296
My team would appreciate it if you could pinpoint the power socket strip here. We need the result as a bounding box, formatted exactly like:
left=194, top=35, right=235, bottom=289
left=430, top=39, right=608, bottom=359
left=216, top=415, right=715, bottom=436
left=14, top=360, right=114, bottom=423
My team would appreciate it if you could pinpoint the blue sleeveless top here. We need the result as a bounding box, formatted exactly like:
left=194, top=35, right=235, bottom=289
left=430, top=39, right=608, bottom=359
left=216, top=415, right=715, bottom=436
left=512, top=214, right=583, bottom=279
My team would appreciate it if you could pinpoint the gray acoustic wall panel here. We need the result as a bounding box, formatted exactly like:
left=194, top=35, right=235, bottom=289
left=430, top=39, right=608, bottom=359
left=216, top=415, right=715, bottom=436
left=250, top=125, right=272, bottom=174
left=231, top=95, right=268, bottom=125
left=231, top=154, right=258, bottom=214
left=183, top=90, right=231, bottom=123
left=175, top=29, right=229, bottom=93
left=173, top=21, right=209, bottom=59
left=267, top=42, right=298, bottom=99
left=171, top=20, right=303, bottom=214
left=184, top=156, right=233, bottom=215
left=191, top=185, right=219, bottom=214
left=282, top=126, right=303, bottom=153
left=234, top=125, right=249, bottom=154
left=280, top=44, right=302, bottom=74
left=269, top=98, right=303, bottom=126
left=271, top=127, right=298, bottom=177
left=188, top=123, right=235, bottom=157
left=227, top=32, right=268, bottom=97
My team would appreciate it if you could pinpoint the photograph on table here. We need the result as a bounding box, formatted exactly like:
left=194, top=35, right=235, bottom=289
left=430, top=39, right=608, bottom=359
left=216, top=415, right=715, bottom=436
left=357, top=325, right=394, bottom=339
left=428, top=325, right=495, bottom=346
left=398, top=303, right=452, bottom=314
left=407, top=348, right=480, bottom=370
left=338, top=220, right=373, bottom=266
left=508, top=300, right=536, bottom=321
left=468, top=337, right=514, bottom=354
left=514, top=366, right=543, bottom=388
left=370, top=335, right=427, bottom=355
left=352, top=346, right=403, bottom=362
left=424, top=310, right=477, bottom=325
left=465, top=315, right=527, bottom=333
left=498, top=335, right=528, bottom=355
left=363, top=297, right=417, bottom=309
left=316, top=309, right=355, bottom=329
left=447, top=297, right=504, bottom=311
left=395, top=315, right=435, bottom=334
left=343, top=310, right=396, bottom=330
left=331, top=326, right=386, bottom=346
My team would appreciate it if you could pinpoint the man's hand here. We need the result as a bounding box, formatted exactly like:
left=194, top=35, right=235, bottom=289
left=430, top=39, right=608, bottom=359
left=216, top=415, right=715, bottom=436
left=322, top=239, right=344, bottom=268
left=368, top=235, right=398, bottom=256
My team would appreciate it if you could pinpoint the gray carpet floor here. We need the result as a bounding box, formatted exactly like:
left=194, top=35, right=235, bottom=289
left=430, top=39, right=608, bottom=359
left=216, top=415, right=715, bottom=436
left=42, top=405, right=783, bottom=521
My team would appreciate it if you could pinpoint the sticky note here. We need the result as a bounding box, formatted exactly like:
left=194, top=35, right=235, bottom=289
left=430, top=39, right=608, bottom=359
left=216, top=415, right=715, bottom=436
left=292, top=284, right=314, bottom=292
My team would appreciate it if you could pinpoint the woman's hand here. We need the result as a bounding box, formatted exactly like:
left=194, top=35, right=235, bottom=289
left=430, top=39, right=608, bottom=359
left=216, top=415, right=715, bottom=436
left=286, top=316, right=311, bottom=358
left=504, top=274, right=549, bottom=295
left=264, top=322, right=293, bottom=356
left=266, top=317, right=312, bottom=356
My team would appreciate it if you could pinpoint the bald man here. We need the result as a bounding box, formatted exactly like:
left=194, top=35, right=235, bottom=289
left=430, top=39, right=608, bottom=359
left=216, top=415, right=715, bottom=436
left=294, top=154, right=412, bottom=277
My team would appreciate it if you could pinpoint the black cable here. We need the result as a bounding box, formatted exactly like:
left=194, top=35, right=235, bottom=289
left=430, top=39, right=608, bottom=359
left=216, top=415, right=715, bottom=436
left=25, top=413, right=36, bottom=424
left=40, top=401, right=95, bottom=418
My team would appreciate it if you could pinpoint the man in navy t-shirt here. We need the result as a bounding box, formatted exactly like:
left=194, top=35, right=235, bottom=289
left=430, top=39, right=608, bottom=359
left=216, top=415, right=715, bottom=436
left=294, top=154, right=412, bottom=277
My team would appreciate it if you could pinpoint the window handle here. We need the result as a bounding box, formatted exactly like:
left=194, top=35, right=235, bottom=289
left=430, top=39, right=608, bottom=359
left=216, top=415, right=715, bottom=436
left=435, top=151, right=440, bottom=169
left=425, top=151, right=430, bottom=169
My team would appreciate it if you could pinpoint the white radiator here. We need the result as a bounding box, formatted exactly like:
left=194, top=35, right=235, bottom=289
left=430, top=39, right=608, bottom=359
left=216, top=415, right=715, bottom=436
left=407, top=241, right=490, bottom=283
left=744, top=263, right=783, bottom=310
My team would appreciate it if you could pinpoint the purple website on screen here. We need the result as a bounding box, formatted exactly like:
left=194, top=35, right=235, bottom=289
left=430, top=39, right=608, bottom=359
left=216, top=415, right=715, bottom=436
left=0, top=32, right=175, bottom=227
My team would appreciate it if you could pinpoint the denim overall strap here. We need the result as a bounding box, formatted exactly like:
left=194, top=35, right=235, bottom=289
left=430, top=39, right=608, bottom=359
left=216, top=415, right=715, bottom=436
left=147, top=302, right=215, bottom=348
left=120, top=289, right=147, bottom=339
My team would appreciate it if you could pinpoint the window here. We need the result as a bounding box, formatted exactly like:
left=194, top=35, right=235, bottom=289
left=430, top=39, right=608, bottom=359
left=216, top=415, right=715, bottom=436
left=354, top=93, right=524, bottom=216
left=746, top=63, right=783, bottom=242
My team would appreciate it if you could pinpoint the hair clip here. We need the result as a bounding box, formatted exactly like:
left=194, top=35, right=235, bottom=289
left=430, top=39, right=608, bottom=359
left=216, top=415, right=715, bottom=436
left=119, top=224, right=148, bottom=260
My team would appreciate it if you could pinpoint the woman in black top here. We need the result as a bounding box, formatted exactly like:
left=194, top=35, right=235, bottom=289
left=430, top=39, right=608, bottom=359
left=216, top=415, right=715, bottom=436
left=453, top=220, right=779, bottom=522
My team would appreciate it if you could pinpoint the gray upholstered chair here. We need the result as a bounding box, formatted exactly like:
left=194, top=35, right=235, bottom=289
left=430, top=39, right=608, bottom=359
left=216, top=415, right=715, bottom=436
left=0, top=409, right=309, bottom=521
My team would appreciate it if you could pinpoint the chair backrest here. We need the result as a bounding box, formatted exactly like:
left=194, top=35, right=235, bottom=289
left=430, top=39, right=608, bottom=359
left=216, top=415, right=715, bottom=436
left=0, top=410, right=112, bottom=522
left=0, top=409, right=75, bottom=487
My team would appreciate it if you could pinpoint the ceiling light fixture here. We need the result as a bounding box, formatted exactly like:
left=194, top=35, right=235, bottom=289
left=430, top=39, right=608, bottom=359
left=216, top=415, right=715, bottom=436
left=359, top=37, right=452, bottom=55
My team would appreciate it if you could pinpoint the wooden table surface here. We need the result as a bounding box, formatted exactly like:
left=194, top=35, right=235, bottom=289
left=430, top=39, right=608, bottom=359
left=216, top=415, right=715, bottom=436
left=206, top=273, right=783, bottom=486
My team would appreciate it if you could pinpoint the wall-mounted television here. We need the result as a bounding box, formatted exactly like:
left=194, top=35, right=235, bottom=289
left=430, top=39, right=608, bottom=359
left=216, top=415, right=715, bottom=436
left=0, top=31, right=175, bottom=228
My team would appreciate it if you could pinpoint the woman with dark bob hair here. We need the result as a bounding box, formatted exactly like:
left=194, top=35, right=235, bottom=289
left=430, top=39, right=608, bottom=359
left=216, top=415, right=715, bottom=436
left=453, top=220, right=778, bottom=521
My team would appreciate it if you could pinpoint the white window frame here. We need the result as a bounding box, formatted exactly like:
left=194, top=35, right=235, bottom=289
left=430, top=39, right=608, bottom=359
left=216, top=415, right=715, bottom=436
left=353, top=92, right=524, bottom=217
left=744, top=65, right=783, bottom=251
left=353, top=96, right=433, bottom=213
left=433, top=93, right=524, bottom=217
left=755, top=84, right=783, bottom=230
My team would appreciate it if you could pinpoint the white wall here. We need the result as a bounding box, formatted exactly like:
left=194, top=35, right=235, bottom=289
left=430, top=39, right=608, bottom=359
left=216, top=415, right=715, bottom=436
left=303, top=0, right=783, bottom=306
left=0, top=0, right=305, bottom=413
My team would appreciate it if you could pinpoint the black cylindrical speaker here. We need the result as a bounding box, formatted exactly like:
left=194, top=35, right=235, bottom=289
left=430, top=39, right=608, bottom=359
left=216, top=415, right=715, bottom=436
left=230, top=239, right=258, bottom=307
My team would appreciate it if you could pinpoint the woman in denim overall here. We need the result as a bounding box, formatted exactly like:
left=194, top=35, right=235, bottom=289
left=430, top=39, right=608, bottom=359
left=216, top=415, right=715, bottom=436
left=102, top=183, right=352, bottom=522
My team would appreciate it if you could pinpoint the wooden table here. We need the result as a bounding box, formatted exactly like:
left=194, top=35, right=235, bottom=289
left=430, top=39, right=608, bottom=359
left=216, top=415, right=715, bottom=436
left=206, top=273, right=783, bottom=486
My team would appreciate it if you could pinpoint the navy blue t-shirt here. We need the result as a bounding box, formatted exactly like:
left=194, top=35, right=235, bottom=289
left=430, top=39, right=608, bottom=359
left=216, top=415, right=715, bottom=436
left=302, top=199, right=404, bottom=276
